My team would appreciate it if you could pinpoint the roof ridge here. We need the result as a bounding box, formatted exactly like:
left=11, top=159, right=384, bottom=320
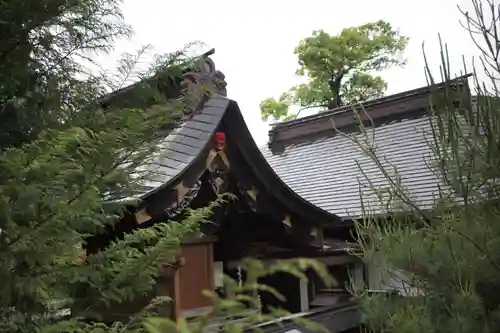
left=271, top=74, right=472, bottom=130
left=267, top=74, right=472, bottom=153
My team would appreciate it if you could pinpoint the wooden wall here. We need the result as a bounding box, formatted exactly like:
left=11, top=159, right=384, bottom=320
left=177, top=242, right=214, bottom=313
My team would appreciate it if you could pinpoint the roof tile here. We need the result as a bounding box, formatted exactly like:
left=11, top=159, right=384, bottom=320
left=128, top=97, right=230, bottom=199
left=262, top=115, right=446, bottom=219
left=184, top=119, right=219, bottom=132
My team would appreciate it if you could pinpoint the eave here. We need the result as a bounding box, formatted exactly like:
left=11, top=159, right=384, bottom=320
left=134, top=97, right=343, bottom=231
left=93, top=49, right=342, bottom=229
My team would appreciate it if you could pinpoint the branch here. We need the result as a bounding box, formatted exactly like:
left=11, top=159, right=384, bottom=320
left=447, top=224, right=500, bottom=274
left=332, top=110, right=433, bottom=225
left=293, top=104, right=325, bottom=119
left=6, top=134, right=151, bottom=249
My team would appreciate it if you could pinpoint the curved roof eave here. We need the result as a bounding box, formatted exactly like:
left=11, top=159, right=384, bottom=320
left=224, top=100, right=343, bottom=226
left=138, top=96, right=230, bottom=200
left=131, top=97, right=343, bottom=227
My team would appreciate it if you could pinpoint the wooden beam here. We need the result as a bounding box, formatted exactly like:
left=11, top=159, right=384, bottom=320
left=226, top=254, right=356, bottom=270
left=170, top=267, right=182, bottom=319
left=182, top=235, right=218, bottom=245
left=310, top=227, right=323, bottom=248
left=299, top=279, right=309, bottom=312
left=135, top=208, right=152, bottom=224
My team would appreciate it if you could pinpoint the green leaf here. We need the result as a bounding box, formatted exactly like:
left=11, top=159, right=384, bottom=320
left=143, top=317, right=178, bottom=333
left=260, top=20, right=408, bottom=121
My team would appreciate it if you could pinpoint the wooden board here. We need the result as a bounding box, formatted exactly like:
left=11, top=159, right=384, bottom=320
left=177, top=242, right=214, bottom=313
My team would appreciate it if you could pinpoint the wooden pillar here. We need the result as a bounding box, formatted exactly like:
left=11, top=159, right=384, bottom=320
left=171, top=267, right=182, bottom=319
left=352, top=261, right=364, bottom=287
left=299, top=278, right=309, bottom=312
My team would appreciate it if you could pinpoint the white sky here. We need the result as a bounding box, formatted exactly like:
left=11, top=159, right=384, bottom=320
left=104, top=0, right=480, bottom=146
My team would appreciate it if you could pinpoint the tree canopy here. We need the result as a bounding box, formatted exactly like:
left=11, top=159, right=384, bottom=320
left=260, top=20, right=409, bottom=121
left=0, top=1, right=214, bottom=332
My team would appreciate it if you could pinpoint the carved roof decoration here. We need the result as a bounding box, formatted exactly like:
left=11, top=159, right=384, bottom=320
left=180, top=48, right=227, bottom=118
left=101, top=48, right=227, bottom=121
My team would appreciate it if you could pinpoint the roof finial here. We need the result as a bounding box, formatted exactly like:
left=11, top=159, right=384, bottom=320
left=181, top=48, right=227, bottom=118
left=202, top=48, right=215, bottom=58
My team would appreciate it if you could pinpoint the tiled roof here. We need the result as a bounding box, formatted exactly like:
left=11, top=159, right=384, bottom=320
left=135, top=97, right=230, bottom=197
left=122, top=95, right=342, bottom=225
left=261, top=114, right=443, bottom=219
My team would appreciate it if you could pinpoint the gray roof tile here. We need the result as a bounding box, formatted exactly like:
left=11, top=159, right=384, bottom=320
left=191, top=113, right=221, bottom=124
left=152, top=156, right=185, bottom=169
left=163, top=134, right=205, bottom=148
left=161, top=141, right=200, bottom=156
left=183, top=119, right=219, bottom=132
left=173, top=126, right=214, bottom=140
left=262, top=115, right=445, bottom=219
left=164, top=150, right=194, bottom=164
left=128, top=97, right=230, bottom=199
left=204, top=96, right=231, bottom=108
left=179, top=136, right=207, bottom=148
left=200, top=104, right=227, bottom=115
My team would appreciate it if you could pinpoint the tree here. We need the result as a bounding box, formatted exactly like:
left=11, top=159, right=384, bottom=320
left=260, top=20, right=409, bottom=122
left=0, top=1, right=217, bottom=332
left=0, top=0, right=132, bottom=148
left=0, top=2, right=334, bottom=333
left=346, top=0, right=500, bottom=332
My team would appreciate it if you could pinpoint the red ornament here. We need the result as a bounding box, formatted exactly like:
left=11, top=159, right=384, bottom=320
left=215, top=132, right=226, bottom=151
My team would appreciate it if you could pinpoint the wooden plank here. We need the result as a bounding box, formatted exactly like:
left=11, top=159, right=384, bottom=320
left=182, top=235, right=218, bottom=245
left=226, top=254, right=356, bottom=270
left=178, top=243, right=214, bottom=311
left=207, top=243, right=215, bottom=291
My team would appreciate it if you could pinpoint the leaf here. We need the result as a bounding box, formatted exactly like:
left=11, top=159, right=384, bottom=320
left=143, top=317, right=178, bottom=333
left=176, top=317, right=191, bottom=333
left=260, top=20, right=408, bottom=121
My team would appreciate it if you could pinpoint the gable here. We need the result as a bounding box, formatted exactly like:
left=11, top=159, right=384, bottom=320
left=99, top=49, right=342, bottom=228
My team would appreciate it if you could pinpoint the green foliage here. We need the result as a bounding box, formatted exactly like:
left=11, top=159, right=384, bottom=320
left=142, top=258, right=333, bottom=333
left=0, top=0, right=132, bottom=149
left=342, top=1, right=500, bottom=332
left=0, top=2, right=336, bottom=333
left=0, top=0, right=218, bottom=332
left=260, top=20, right=408, bottom=121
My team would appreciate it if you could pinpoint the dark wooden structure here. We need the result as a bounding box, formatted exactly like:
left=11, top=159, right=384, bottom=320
left=86, top=50, right=362, bottom=332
